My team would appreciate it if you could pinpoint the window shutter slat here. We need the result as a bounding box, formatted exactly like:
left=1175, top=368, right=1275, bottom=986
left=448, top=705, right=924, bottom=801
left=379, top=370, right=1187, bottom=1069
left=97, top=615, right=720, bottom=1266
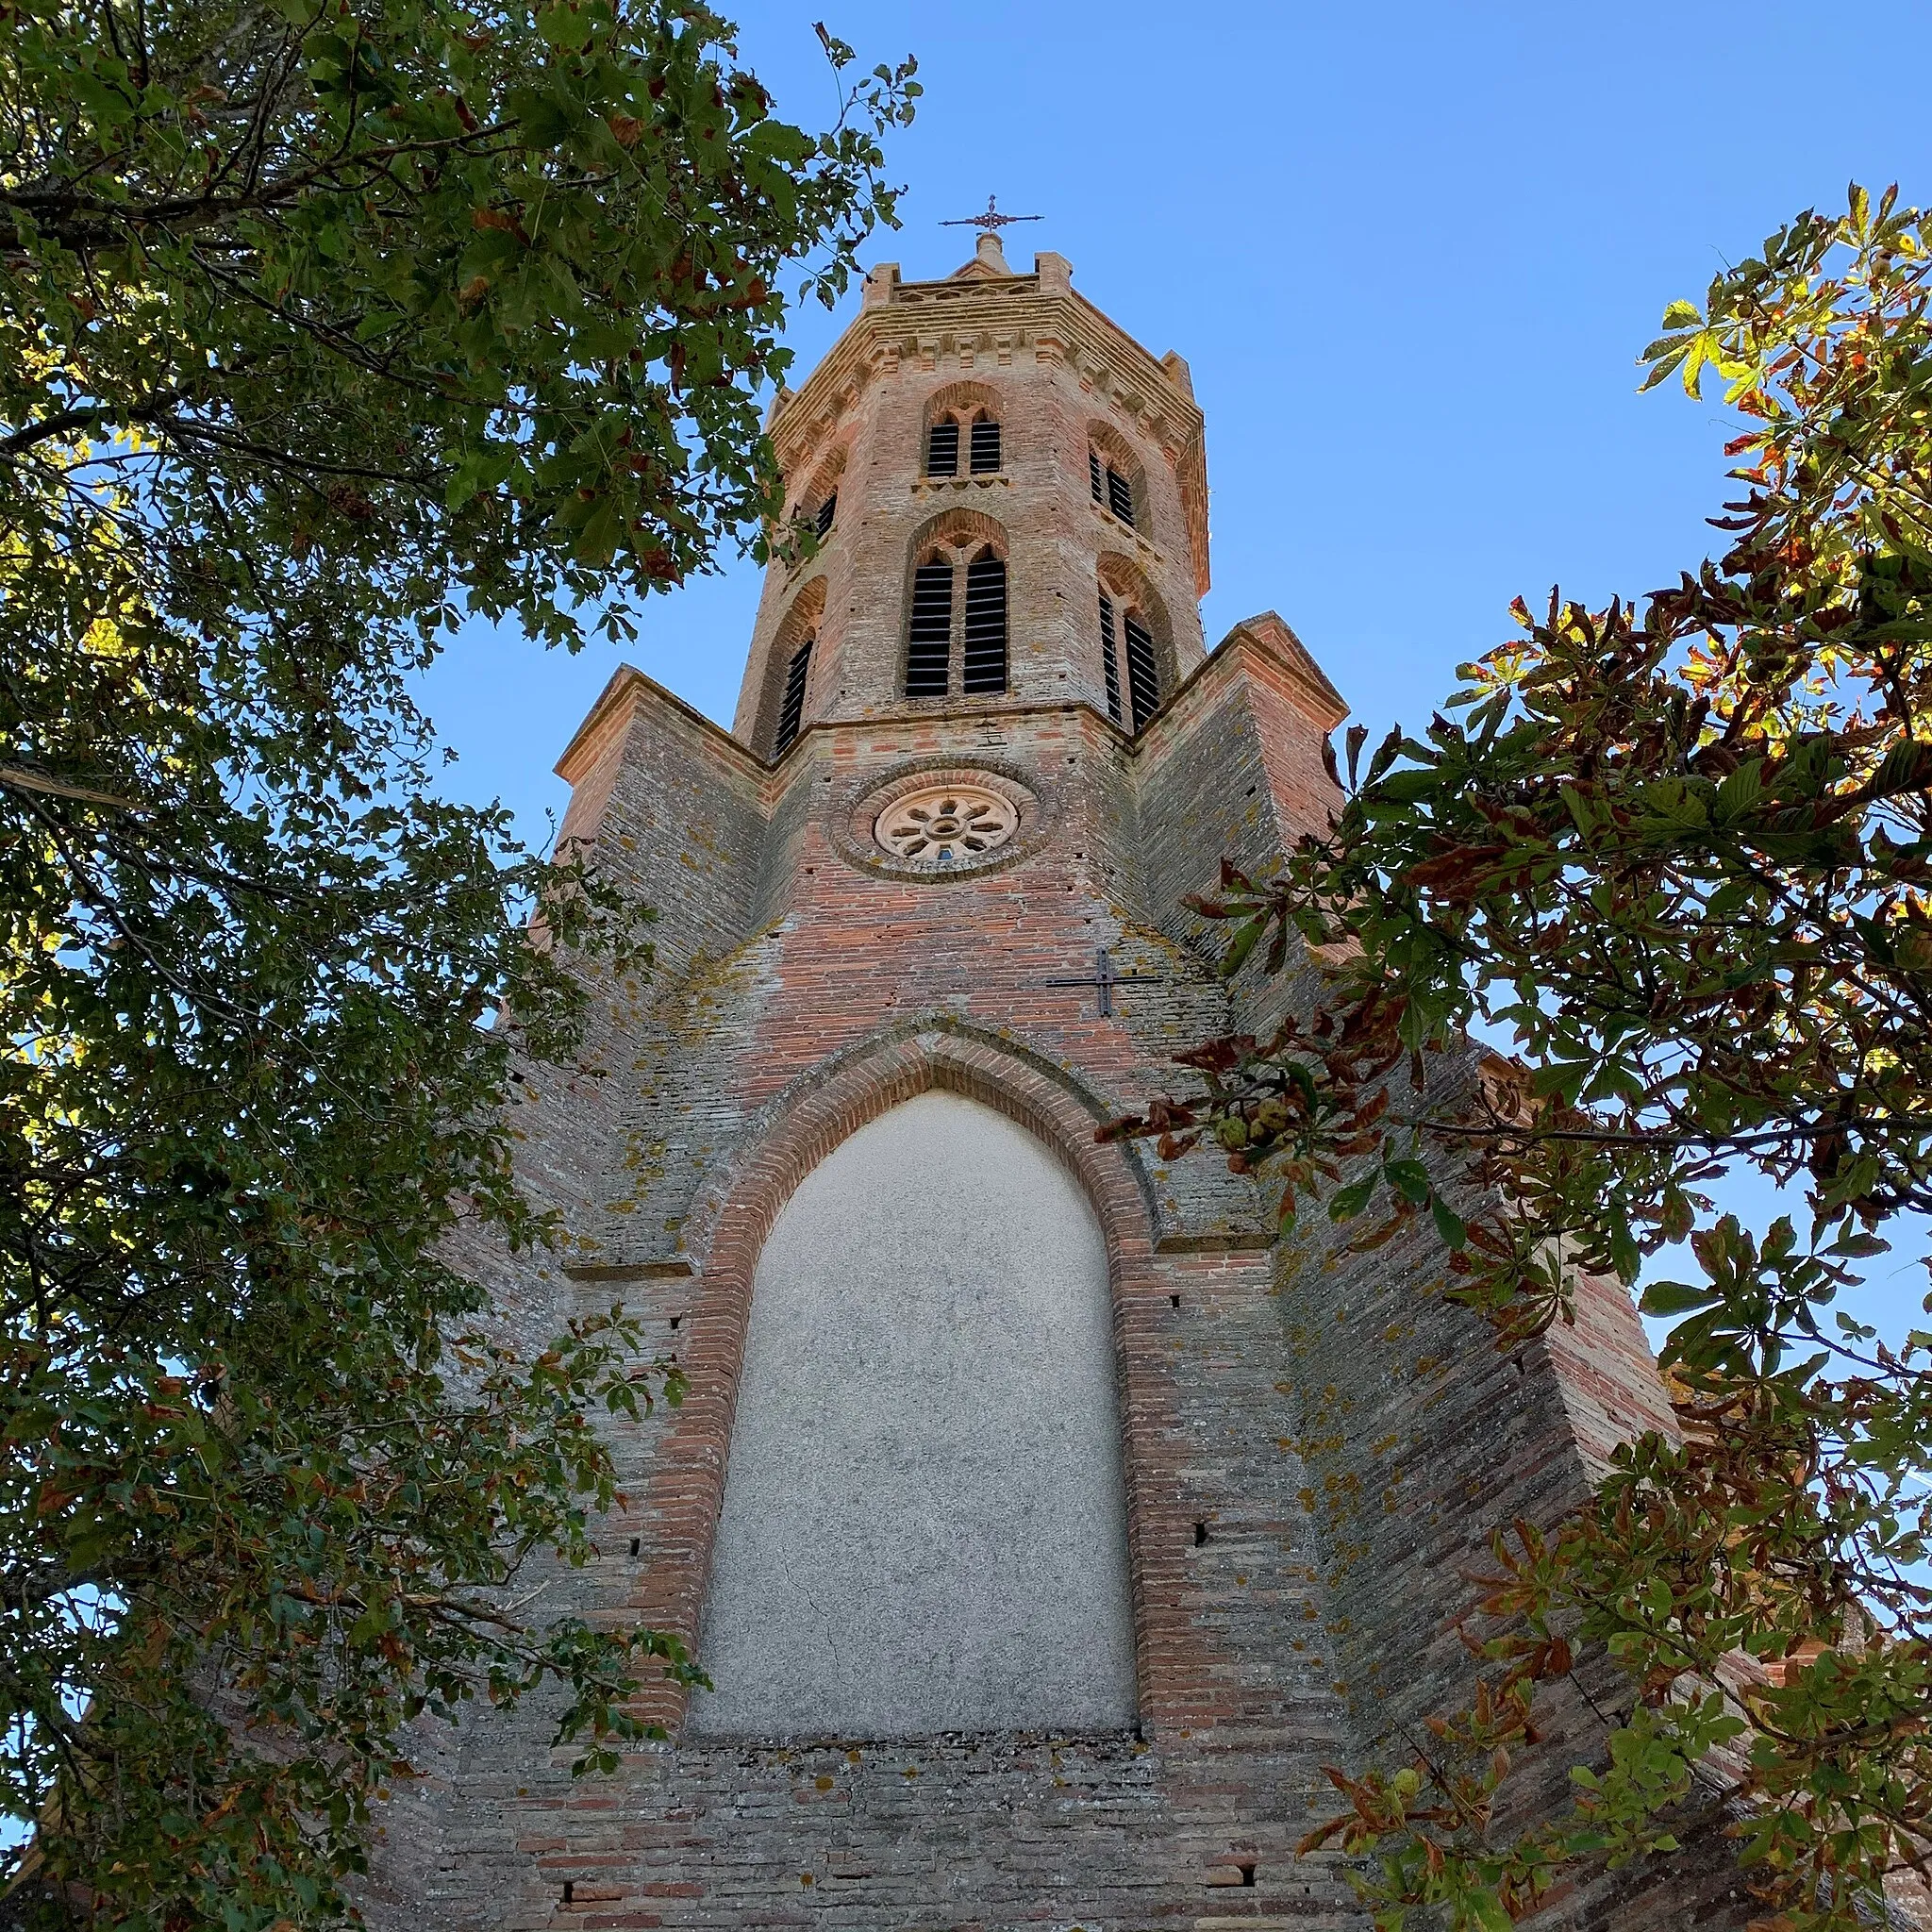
left=960, top=555, right=1008, bottom=694
left=814, top=491, right=837, bottom=539
left=1123, top=612, right=1159, bottom=732
left=905, top=562, right=954, bottom=695
left=1106, top=466, right=1136, bottom=528
left=774, top=640, right=813, bottom=753
left=926, top=420, right=959, bottom=478
left=970, top=418, right=1001, bottom=474
left=1098, top=592, right=1122, bottom=724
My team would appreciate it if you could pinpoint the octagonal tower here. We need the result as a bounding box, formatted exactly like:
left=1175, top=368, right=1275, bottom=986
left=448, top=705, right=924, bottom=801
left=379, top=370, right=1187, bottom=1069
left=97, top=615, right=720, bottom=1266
left=734, top=231, right=1210, bottom=753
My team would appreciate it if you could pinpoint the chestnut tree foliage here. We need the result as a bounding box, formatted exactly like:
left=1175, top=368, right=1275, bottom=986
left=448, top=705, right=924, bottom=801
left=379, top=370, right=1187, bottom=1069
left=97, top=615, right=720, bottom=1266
left=0, top=0, right=913, bottom=1922
left=1113, top=188, right=1932, bottom=1928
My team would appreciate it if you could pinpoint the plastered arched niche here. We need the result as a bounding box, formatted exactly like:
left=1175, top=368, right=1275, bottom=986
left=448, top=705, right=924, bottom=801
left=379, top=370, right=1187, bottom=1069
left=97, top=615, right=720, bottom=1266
left=689, top=1090, right=1137, bottom=1739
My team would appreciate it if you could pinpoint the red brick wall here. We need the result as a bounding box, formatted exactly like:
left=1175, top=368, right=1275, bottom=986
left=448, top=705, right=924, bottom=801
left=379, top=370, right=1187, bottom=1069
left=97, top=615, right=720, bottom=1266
left=361, top=254, right=1746, bottom=1932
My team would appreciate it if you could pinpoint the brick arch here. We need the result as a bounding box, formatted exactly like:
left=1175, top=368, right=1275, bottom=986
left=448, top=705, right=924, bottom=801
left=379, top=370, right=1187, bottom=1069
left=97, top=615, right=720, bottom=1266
left=621, top=1029, right=1200, bottom=1737
left=906, top=503, right=1008, bottom=567
left=920, top=377, right=1003, bottom=437
left=1099, top=548, right=1174, bottom=651
left=1097, top=554, right=1178, bottom=732
left=751, top=574, right=825, bottom=756
left=1086, top=417, right=1142, bottom=481
left=790, top=442, right=847, bottom=523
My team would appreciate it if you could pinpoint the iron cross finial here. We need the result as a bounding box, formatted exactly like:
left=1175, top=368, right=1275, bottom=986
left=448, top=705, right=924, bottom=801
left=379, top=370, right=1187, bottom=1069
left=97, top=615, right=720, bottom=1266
left=940, top=194, right=1043, bottom=235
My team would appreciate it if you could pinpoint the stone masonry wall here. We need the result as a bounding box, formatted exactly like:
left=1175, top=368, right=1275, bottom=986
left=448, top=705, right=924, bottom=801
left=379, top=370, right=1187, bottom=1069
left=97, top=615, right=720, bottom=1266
left=364, top=241, right=1750, bottom=1932
left=367, top=639, right=1745, bottom=1932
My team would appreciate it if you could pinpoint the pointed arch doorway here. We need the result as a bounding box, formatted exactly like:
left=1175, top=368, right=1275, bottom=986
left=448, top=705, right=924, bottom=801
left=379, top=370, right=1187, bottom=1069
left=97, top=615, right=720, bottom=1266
left=688, top=1091, right=1137, bottom=1739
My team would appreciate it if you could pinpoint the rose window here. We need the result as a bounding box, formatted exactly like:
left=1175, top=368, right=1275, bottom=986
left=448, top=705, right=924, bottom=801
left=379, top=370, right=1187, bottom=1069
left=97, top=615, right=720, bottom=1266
left=874, top=784, right=1019, bottom=865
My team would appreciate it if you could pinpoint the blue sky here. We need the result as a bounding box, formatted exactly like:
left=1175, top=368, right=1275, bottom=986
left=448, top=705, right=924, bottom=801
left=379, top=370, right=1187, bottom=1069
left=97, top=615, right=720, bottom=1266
left=422, top=0, right=1932, bottom=829
left=417, top=0, right=1932, bottom=1330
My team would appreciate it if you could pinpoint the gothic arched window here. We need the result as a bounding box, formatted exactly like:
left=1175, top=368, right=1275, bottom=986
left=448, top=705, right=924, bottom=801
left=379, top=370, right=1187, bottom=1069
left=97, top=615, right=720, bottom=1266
left=791, top=446, right=845, bottom=549
left=761, top=577, right=826, bottom=757
left=1097, top=571, right=1164, bottom=734
left=774, top=633, right=814, bottom=754
left=924, top=392, right=1004, bottom=479
left=1087, top=426, right=1142, bottom=533
left=904, top=522, right=1009, bottom=699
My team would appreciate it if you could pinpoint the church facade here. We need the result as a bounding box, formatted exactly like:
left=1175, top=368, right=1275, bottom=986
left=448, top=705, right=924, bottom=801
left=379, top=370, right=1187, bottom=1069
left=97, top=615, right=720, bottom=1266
left=370, top=236, right=1744, bottom=1931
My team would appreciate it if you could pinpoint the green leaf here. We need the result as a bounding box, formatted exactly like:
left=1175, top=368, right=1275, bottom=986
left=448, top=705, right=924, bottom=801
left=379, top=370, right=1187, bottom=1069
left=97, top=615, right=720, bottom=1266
left=1386, top=1158, right=1431, bottom=1205
left=1329, top=1175, right=1379, bottom=1223
left=536, top=3, right=593, bottom=51
left=1639, top=1279, right=1717, bottom=1316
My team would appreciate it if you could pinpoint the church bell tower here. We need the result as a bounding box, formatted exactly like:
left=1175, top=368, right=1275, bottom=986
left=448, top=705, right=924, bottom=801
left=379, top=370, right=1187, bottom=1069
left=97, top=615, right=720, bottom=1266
left=371, top=233, right=1703, bottom=1932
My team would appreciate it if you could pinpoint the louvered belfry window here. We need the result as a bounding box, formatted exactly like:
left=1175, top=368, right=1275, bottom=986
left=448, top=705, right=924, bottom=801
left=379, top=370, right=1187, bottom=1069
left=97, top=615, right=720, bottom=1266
left=1091, top=446, right=1138, bottom=529
left=814, top=491, right=837, bottom=539
left=905, top=560, right=954, bottom=696
left=969, top=417, right=1002, bottom=475
left=774, top=638, right=813, bottom=754
left=1123, top=611, right=1159, bottom=731
left=960, top=551, right=1008, bottom=693
left=925, top=420, right=960, bottom=478
left=1098, top=592, right=1123, bottom=724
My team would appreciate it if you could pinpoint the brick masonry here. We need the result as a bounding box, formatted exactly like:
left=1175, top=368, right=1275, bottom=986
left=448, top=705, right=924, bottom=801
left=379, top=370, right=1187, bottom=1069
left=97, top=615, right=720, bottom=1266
left=360, top=242, right=1753, bottom=1932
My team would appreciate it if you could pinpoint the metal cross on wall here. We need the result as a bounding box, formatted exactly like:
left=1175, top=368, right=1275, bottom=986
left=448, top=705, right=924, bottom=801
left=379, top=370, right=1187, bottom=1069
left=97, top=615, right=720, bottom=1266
left=941, top=194, right=1043, bottom=235
left=1041, top=946, right=1158, bottom=1019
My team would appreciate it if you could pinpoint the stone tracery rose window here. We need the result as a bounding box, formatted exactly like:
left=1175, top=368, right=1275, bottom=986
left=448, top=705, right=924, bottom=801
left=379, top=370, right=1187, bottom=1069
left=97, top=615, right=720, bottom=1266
left=874, top=784, right=1019, bottom=864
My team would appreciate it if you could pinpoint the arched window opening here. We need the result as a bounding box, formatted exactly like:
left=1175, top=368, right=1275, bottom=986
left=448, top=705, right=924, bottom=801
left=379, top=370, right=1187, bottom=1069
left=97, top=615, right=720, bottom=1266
left=961, top=549, right=1008, bottom=694
left=761, top=577, right=826, bottom=757
left=1123, top=610, right=1159, bottom=730
left=904, top=512, right=1010, bottom=702
left=791, top=447, right=846, bottom=548
left=774, top=635, right=813, bottom=755
left=1087, top=425, right=1143, bottom=534
left=1090, top=446, right=1137, bottom=528
left=1097, top=574, right=1162, bottom=734
left=924, top=393, right=1004, bottom=480
left=690, top=1091, right=1137, bottom=1739
left=906, top=559, right=954, bottom=696
left=1098, top=591, right=1123, bottom=725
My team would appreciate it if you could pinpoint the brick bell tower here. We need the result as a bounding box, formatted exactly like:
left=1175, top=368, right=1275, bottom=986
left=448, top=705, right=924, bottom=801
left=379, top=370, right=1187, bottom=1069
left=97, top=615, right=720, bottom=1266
left=372, top=235, right=1721, bottom=1932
